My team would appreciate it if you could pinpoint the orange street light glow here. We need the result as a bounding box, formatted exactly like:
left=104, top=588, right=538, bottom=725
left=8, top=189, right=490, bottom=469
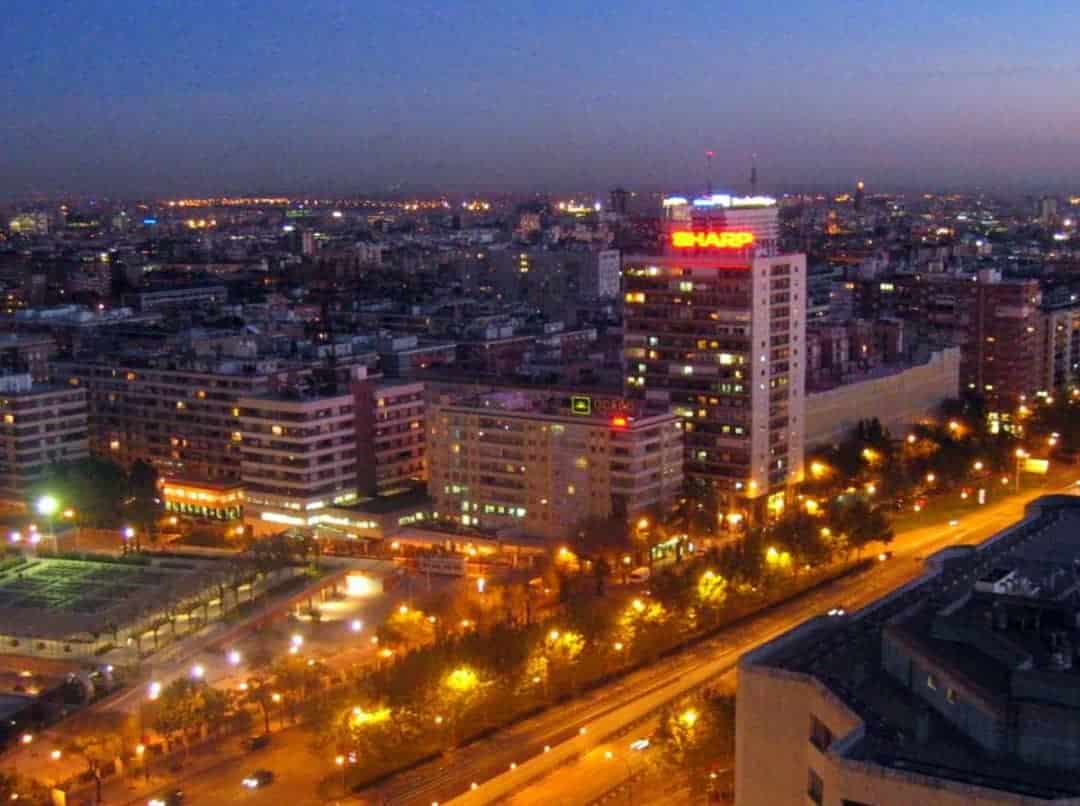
left=670, top=230, right=755, bottom=249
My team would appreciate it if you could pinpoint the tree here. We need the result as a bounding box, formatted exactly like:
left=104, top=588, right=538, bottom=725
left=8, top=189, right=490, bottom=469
left=67, top=727, right=125, bottom=805
left=242, top=675, right=276, bottom=735
left=33, top=456, right=128, bottom=528
left=0, top=771, right=51, bottom=805
left=771, top=511, right=830, bottom=569
left=654, top=693, right=735, bottom=785
left=127, top=460, right=161, bottom=547
left=377, top=606, right=435, bottom=650
left=151, top=678, right=229, bottom=754
left=829, top=497, right=894, bottom=557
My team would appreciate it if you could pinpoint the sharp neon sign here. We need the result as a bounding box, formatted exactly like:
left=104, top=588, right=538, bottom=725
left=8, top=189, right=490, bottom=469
left=671, top=230, right=755, bottom=249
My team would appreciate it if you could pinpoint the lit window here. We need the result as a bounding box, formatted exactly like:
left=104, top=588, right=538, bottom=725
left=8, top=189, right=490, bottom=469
left=271, top=425, right=283, bottom=436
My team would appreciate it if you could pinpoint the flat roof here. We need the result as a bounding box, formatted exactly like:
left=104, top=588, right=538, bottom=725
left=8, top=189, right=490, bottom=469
left=751, top=496, right=1080, bottom=800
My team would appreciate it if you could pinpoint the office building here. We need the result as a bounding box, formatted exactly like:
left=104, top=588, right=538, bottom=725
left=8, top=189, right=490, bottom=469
left=622, top=194, right=806, bottom=519
left=738, top=495, right=1080, bottom=806
left=428, top=388, right=683, bottom=541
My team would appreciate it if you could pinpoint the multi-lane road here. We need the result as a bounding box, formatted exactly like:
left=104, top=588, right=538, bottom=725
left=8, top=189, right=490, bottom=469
left=124, top=478, right=1073, bottom=806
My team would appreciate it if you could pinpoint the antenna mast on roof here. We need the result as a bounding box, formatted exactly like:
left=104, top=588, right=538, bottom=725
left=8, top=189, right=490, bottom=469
left=704, top=150, right=715, bottom=196
left=750, top=153, right=758, bottom=196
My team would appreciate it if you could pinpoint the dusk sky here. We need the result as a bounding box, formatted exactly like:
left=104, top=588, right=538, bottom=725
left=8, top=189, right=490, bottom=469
left=5, top=0, right=1080, bottom=196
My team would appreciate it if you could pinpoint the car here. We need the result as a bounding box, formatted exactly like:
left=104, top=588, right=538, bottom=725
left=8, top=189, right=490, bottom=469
left=949, top=519, right=960, bottom=527
left=242, top=769, right=275, bottom=789
left=877, top=551, right=894, bottom=562
left=827, top=606, right=846, bottom=617
left=148, top=791, right=184, bottom=806
left=242, top=734, right=270, bottom=751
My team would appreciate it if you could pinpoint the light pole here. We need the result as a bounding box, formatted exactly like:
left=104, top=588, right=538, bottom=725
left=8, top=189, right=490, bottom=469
left=35, top=494, right=59, bottom=552
left=1015, top=449, right=1027, bottom=493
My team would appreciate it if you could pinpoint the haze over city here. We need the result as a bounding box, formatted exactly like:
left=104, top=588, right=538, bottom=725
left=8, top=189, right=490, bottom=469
left=6, top=0, right=1080, bottom=195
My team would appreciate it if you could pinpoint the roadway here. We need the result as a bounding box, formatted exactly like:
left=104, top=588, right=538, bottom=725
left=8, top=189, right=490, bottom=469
left=443, top=481, right=1075, bottom=806
left=98, top=478, right=1075, bottom=806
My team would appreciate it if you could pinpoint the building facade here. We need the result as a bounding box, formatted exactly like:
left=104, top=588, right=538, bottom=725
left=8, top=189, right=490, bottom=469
left=804, top=348, right=960, bottom=448
left=622, top=195, right=806, bottom=519
left=240, top=372, right=425, bottom=530
left=737, top=496, right=1080, bottom=806
left=428, top=389, right=683, bottom=541
left=57, top=357, right=289, bottom=482
left=0, top=373, right=89, bottom=503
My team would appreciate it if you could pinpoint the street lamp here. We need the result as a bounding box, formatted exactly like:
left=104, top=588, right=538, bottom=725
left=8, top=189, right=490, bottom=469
left=35, top=495, right=59, bottom=552
left=1015, top=448, right=1028, bottom=492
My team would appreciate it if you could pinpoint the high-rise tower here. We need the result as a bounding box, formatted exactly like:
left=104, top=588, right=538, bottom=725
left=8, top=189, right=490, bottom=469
left=622, top=193, right=806, bottom=521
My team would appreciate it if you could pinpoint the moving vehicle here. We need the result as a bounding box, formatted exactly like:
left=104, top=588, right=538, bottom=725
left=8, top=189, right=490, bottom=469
left=242, top=769, right=275, bottom=789
left=148, top=791, right=184, bottom=806
left=242, top=734, right=270, bottom=751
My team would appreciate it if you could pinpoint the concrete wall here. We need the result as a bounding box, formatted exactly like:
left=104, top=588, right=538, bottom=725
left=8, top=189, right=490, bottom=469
left=805, top=347, right=960, bottom=448
left=737, top=658, right=1057, bottom=806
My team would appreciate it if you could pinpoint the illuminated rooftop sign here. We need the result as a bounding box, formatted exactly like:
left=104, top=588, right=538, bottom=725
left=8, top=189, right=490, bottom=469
left=671, top=230, right=755, bottom=249
left=690, top=194, right=777, bottom=209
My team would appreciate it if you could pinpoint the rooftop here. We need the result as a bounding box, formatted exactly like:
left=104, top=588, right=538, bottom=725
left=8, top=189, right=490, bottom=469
left=751, top=495, right=1080, bottom=800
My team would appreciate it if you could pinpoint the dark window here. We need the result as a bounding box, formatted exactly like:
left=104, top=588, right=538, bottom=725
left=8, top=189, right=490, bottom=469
left=842, top=801, right=874, bottom=806
left=808, top=769, right=824, bottom=805
left=809, top=715, right=833, bottom=752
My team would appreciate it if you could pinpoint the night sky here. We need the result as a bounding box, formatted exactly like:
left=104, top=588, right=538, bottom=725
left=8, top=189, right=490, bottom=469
left=4, top=0, right=1080, bottom=196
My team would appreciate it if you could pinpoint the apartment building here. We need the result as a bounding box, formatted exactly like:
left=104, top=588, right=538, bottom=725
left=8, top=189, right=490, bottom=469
left=240, top=371, right=425, bottom=531
left=56, top=355, right=289, bottom=482
left=0, top=373, right=89, bottom=503
left=428, top=388, right=683, bottom=541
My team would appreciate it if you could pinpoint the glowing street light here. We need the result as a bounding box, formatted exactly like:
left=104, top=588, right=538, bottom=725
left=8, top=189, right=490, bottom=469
left=290, top=633, right=304, bottom=648
left=35, top=495, right=58, bottom=518
left=679, top=708, right=699, bottom=728
left=350, top=619, right=363, bottom=633
left=148, top=681, right=162, bottom=700
left=20, top=733, right=33, bottom=745
left=190, top=664, right=205, bottom=680
left=227, top=650, right=242, bottom=666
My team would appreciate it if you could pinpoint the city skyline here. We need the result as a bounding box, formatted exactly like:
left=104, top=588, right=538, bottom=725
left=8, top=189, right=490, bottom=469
left=6, top=0, right=1080, bottom=196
